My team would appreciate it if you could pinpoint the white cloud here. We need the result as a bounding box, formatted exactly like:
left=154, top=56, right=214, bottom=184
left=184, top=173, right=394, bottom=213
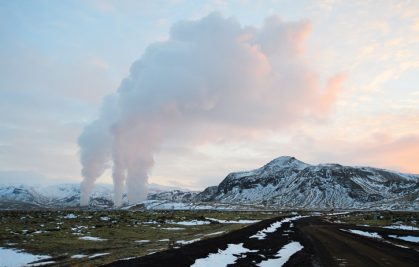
left=79, top=12, right=344, bottom=204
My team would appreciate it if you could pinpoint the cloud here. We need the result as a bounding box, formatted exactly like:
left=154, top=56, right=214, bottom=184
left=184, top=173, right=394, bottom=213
left=0, top=171, right=50, bottom=186
left=285, top=131, right=419, bottom=174
left=79, top=12, right=344, bottom=206
left=0, top=89, right=91, bottom=183
left=349, top=134, right=419, bottom=174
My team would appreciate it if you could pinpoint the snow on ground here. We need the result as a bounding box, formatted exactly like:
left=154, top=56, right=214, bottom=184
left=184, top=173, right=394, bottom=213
left=206, top=218, right=260, bottom=224
left=191, top=243, right=256, bottom=267
left=388, top=235, right=419, bottom=243
left=78, top=236, right=107, bottom=241
left=28, top=261, right=56, bottom=266
left=250, top=216, right=303, bottom=240
left=161, top=227, right=185, bottom=230
left=143, top=221, right=158, bottom=224
left=205, top=231, right=225, bottom=236
left=135, top=240, right=150, bottom=243
left=71, top=226, right=88, bottom=234
left=383, top=241, right=409, bottom=249
left=139, top=200, right=244, bottom=210
left=258, top=241, right=304, bottom=267
left=342, top=229, right=419, bottom=248
left=88, top=253, right=110, bottom=259
left=0, top=247, right=51, bottom=267
left=64, top=213, right=77, bottom=219
left=119, top=256, right=136, bottom=261
left=326, top=212, right=350, bottom=216
left=176, top=238, right=201, bottom=245
left=384, top=225, right=419, bottom=231
left=71, top=254, right=87, bottom=259
left=342, top=229, right=381, bottom=239
left=168, top=220, right=211, bottom=226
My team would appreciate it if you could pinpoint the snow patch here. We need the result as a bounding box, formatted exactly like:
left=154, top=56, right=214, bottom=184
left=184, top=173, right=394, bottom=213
left=88, top=252, right=110, bottom=259
left=176, top=238, right=201, bottom=245
left=0, top=247, right=50, bottom=267
left=71, top=254, right=87, bottom=259
left=64, top=213, right=77, bottom=219
left=258, top=241, right=304, bottom=267
left=250, top=216, right=303, bottom=240
left=205, top=231, right=225, bottom=236
left=161, top=227, right=185, bottom=231
left=326, top=212, right=350, bottom=216
left=191, top=243, right=256, bottom=267
left=168, top=220, right=211, bottom=226
left=388, top=235, right=419, bottom=243
left=28, top=260, right=56, bottom=266
left=384, top=225, right=419, bottom=231
left=342, top=229, right=381, bottom=239
left=135, top=240, right=150, bottom=244
left=79, top=236, right=107, bottom=241
left=207, top=218, right=260, bottom=224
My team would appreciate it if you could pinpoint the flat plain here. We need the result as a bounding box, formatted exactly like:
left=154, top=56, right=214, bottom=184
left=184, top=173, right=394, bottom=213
left=0, top=210, right=418, bottom=266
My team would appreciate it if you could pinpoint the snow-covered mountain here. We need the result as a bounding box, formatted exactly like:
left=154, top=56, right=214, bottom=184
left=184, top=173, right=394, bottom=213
left=1, top=156, right=418, bottom=210
left=148, top=190, right=198, bottom=202
left=0, top=183, right=191, bottom=209
left=195, top=156, right=419, bottom=210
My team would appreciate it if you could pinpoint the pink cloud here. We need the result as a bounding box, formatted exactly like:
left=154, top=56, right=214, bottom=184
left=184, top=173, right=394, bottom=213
left=315, top=72, right=347, bottom=116
left=288, top=132, right=419, bottom=174
left=357, top=134, right=419, bottom=174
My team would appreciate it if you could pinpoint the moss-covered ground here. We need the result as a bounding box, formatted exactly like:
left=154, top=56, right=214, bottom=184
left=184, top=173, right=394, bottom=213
left=328, top=211, right=418, bottom=228
left=0, top=210, right=282, bottom=266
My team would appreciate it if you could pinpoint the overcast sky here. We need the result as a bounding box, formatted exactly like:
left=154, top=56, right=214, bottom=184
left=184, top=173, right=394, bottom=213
left=1, top=0, right=418, bottom=189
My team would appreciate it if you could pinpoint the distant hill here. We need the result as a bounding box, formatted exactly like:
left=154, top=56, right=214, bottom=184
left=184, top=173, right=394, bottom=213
left=1, top=156, right=418, bottom=210
left=0, top=183, right=192, bottom=209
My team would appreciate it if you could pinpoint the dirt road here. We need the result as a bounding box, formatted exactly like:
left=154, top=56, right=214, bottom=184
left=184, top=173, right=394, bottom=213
left=295, top=217, right=419, bottom=267
left=103, top=215, right=419, bottom=267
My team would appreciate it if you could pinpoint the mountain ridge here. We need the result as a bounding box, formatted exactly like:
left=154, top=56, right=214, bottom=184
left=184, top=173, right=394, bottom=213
left=0, top=156, right=418, bottom=210
left=195, top=156, right=419, bottom=210
left=0, top=183, right=194, bottom=209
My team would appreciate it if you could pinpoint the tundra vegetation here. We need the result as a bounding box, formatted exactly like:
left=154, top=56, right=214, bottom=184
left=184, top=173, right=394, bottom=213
left=0, top=210, right=417, bottom=266
left=0, top=210, right=282, bottom=266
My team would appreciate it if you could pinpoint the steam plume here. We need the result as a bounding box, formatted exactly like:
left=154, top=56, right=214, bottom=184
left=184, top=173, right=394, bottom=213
left=79, top=13, right=345, bottom=206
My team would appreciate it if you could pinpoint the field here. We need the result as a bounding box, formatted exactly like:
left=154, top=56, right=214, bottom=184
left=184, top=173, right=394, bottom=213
left=0, top=210, right=418, bottom=266
left=0, top=209, right=282, bottom=266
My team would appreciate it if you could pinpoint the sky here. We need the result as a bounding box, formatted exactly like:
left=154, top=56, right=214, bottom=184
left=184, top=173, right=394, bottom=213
left=0, top=0, right=418, bottom=190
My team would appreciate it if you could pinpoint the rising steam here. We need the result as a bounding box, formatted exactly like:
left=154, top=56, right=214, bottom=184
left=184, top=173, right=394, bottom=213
left=79, top=13, right=345, bottom=206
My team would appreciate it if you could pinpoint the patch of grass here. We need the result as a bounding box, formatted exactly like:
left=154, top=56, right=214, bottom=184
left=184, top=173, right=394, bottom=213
left=330, top=211, right=418, bottom=228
